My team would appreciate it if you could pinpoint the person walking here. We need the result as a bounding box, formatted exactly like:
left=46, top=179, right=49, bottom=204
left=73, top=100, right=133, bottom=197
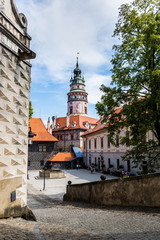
left=90, top=165, right=93, bottom=174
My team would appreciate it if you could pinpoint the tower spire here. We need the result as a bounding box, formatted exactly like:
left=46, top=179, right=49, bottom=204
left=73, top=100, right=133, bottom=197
left=76, top=52, right=79, bottom=67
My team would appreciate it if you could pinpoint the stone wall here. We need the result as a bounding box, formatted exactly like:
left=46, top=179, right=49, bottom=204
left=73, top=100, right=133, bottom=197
left=0, top=177, right=22, bottom=218
left=64, top=173, right=160, bottom=207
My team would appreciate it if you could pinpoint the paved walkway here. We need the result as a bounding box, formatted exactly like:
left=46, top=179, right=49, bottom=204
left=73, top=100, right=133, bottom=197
left=0, top=169, right=160, bottom=239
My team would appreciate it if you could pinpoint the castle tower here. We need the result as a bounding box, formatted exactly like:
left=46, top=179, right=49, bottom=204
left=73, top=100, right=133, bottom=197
left=67, top=57, right=88, bottom=116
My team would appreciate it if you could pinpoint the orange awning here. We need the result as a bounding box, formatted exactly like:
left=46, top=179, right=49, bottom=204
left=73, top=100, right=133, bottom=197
left=48, top=152, right=75, bottom=162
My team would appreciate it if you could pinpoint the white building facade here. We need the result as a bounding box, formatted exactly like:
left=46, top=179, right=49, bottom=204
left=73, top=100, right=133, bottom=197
left=82, top=120, right=147, bottom=174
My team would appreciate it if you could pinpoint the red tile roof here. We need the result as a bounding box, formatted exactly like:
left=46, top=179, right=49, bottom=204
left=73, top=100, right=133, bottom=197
left=52, top=115, right=98, bottom=132
left=81, top=107, right=123, bottom=137
left=114, top=107, right=123, bottom=114
left=48, top=152, right=75, bottom=162
left=29, top=118, right=58, bottom=142
left=81, top=119, right=104, bottom=136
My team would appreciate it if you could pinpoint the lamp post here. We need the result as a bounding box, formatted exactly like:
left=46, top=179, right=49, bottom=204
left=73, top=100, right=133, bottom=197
left=28, top=127, right=36, bottom=141
left=43, top=166, right=47, bottom=190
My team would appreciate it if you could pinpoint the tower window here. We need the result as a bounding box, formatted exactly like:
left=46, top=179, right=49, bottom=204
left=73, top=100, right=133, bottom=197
left=85, top=107, right=87, bottom=114
left=70, top=107, right=73, bottom=114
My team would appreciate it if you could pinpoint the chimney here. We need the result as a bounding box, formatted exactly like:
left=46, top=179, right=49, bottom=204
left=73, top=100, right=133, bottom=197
left=47, top=117, right=51, bottom=133
left=52, top=116, right=56, bottom=129
left=66, top=114, right=70, bottom=127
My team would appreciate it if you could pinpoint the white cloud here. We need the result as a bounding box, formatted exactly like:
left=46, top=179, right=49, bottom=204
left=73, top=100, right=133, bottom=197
left=86, top=74, right=111, bottom=104
left=16, top=0, right=132, bottom=111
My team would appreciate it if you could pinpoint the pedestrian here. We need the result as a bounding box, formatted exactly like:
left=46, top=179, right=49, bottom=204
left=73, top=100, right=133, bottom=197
left=121, top=169, right=125, bottom=177
left=76, top=164, right=79, bottom=170
left=90, top=166, right=93, bottom=174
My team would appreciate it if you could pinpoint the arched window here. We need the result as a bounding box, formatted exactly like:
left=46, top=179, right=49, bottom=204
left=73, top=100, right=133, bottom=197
left=85, top=107, right=87, bottom=114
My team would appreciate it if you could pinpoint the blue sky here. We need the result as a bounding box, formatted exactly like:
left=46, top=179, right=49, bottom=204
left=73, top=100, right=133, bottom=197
left=16, top=0, right=132, bottom=123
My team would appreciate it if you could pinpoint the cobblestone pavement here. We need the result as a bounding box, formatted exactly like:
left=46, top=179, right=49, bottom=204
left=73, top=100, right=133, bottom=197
left=0, top=175, right=160, bottom=239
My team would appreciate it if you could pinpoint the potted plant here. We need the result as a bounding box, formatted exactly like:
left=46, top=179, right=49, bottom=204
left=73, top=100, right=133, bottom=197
left=100, top=175, right=106, bottom=180
left=109, top=164, right=113, bottom=169
left=119, top=165, right=124, bottom=169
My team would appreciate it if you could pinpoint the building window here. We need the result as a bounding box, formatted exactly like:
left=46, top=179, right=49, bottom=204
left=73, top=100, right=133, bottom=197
left=60, top=135, right=63, bottom=140
left=89, top=140, right=91, bottom=149
left=39, top=145, right=47, bottom=152
left=40, top=160, right=44, bottom=166
left=116, top=135, right=119, bottom=147
left=107, top=135, right=111, bottom=148
left=101, top=137, right=103, bottom=148
left=108, top=158, right=111, bottom=168
left=127, top=160, right=131, bottom=172
left=70, top=107, right=73, bottom=114
left=85, top=107, right=87, bottom=114
left=117, top=159, right=120, bottom=170
left=11, top=192, right=16, bottom=202
left=71, top=134, right=74, bottom=140
left=95, top=157, right=97, bottom=166
left=126, top=130, right=130, bottom=146
left=94, top=139, right=97, bottom=149
left=28, top=160, right=30, bottom=166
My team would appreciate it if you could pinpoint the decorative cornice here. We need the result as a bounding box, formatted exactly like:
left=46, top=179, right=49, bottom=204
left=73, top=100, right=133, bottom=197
left=1, top=42, right=32, bottom=67
left=0, top=23, right=36, bottom=60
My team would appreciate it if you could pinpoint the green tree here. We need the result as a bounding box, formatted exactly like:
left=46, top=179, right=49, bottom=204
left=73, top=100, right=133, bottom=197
left=96, top=0, right=160, bottom=172
left=29, top=101, right=34, bottom=119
